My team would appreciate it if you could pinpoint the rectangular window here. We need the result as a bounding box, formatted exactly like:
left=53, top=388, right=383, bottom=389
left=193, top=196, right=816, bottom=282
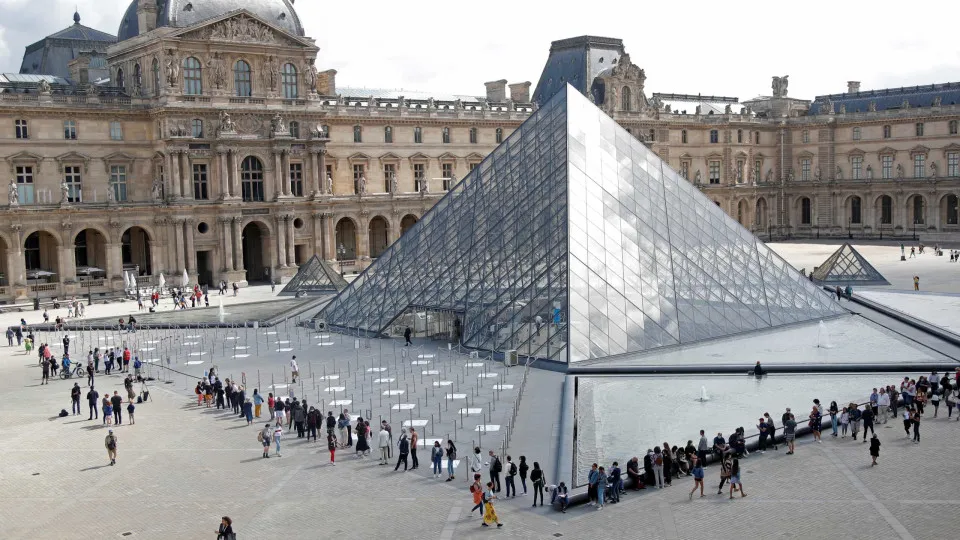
left=383, top=163, right=395, bottom=192
left=15, top=165, right=35, bottom=204
left=883, top=125, right=891, bottom=138
left=648, top=129, right=655, bottom=142
left=325, top=164, right=333, bottom=185
left=950, top=121, right=959, bottom=135
left=852, top=156, right=863, bottom=180
left=948, top=152, right=959, bottom=177
left=64, top=165, right=82, bottom=202
left=468, top=163, right=478, bottom=171
left=413, top=163, right=425, bottom=191
left=15, top=119, right=28, bottom=139
left=64, top=120, right=77, bottom=140
left=414, top=127, right=422, bottom=144
left=914, top=154, right=926, bottom=178
left=851, top=198, right=862, bottom=224
left=469, top=128, right=478, bottom=144
left=442, top=128, right=451, bottom=144
left=708, top=160, right=720, bottom=184
left=441, top=163, right=453, bottom=190
left=737, top=129, right=743, bottom=144
left=882, top=155, right=893, bottom=179
left=753, top=160, right=761, bottom=183
left=801, top=158, right=811, bottom=181
left=915, top=123, right=924, bottom=137
left=110, top=121, right=123, bottom=140
left=802, top=130, right=809, bottom=144
left=680, top=162, right=689, bottom=180
left=109, top=165, right=127, bottom=202
left=736, top=160, right=744, bottom=183
left=384, top=126, right=393, bottom=144
left=709, top=130, right=719, bottom=144
left=495, top=128, right=503, bottom=143
left=289, top=162, right=303, bottom=197
left=852, top=127, right=861, bottom=141
left=881, top=197, right=892, bottom=224
left=754, top=131, right=760, bottom=144
left=191, top=119, right=203, bottom=138
left=352, top=164, right=364, bottom=194
left=192, top=163, right=208, bottom=200
left=353, top=126, right=362, bottom=143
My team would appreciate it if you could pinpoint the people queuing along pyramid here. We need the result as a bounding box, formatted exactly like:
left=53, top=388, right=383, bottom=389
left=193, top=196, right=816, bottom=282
left=315, top=85, right=846, bottom=365
left=810, top=243, right=890, bottom=286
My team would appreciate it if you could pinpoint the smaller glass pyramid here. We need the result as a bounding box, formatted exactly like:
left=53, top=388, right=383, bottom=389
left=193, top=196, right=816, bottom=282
left=811, top=243, right=889, bottom=286
left=278, top=255, right=349, bottom=296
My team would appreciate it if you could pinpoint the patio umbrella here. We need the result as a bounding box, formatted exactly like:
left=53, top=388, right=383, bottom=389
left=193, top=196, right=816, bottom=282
left=123, top=271, right=131, bottom=289
left=75, top=266, right=105, bottom=276
left=25, top=269, right=55, bottom=280
left=158, top=273, right=166, bottom=290
left=182, top=268, right=189, bottom=287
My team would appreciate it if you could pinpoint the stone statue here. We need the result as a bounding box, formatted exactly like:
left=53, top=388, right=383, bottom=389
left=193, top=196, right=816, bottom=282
left=264, top=56, right=280, bottom=92
left=724, top=103, right=733, bottom=114
left=420, top=177, right=429, bottom=193
left=151, top=177, right=163, bottom=201
left=930, top=162, right=938, bottom=178
left=270, top=113, right=286, bottom=136
left=37, top=79, right=51, bottom=94
left=836, top=166, right=843, bottom=180
left=787, top=170, right=795, bottom=182
left=325, top=173, right=333, bottom=195
left=390, top=172, right=398, bottom=194
left=868, top=101, right=877, bottom=112
left=60, top=179, right=70, bottom=203
left=358, top=175, right=367, bottom=195
left=765, top=169, right=773, bottom=183
left=896, top=163, right=904, bottom=179
left=8, top=180, right=19, bottom=206
left=814, top=167, right=822, bottom=181
left=771, top=75, right=789, bottom=98
left=694, top=170, right=702, bottom=184
left=933, top=96, right=942, bottom=107
left=695, top=104, right=702, bottom=115
left=219, top=110, right=236, bottom=133
left=106, top=185, right=116, bottom=203
left=210, top=53, right=226, bottom=89
left=164, top=50, right=179, bottom=87
left=866, top=165, right=873, bottom=179
left=305, top=60, right=318, bottom=93
left=839, top=104, right=846, bottom=114
left=901, top=99, right=910, bottom=109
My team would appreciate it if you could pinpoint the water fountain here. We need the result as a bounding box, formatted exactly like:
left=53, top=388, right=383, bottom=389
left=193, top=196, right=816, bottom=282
left=218, top=298, right=227, bottom=323
left=817, top=320, right=833, bottom=349
left=699, top=385, right=709, bottom=402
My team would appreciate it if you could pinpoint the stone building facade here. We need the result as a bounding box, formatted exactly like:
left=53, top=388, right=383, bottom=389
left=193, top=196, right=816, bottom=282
left=0, top=2, right=531, bottom=303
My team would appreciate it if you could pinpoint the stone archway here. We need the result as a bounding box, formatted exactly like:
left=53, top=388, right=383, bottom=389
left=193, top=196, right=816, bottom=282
left=368, top=216, right=389, bottom=258
left=242, top=221, right=271, bottom=283
left=755, top=198, right=769, bottom=230
left=400, top=214, right=418, bottom=236
left=74, top=228, right=109, bottom=273
left=121, top=226, right=152, bottom=276
left=24, top=230, right=61, bottom=287
left=335, top=217, right=358, bottom=259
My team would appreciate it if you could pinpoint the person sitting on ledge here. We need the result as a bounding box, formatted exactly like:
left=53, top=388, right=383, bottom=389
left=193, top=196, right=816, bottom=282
left=753, top=361, right=764, bottom=377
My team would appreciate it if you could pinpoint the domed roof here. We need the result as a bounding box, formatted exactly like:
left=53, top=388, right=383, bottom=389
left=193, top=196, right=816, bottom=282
left=118, top=0, right=304, bottom=42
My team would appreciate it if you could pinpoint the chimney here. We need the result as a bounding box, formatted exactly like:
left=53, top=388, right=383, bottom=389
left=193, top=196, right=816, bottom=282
left=847, top=81, right=860, bottom=94
left=317, top=69, right=337, bottom=96
left=68, top=52, right=93, bottom=84
left=137, top=0, right=158, bottom=34
left=485, top=79, right=507, bottom=102
left=509, top=82, right=531, bottom=103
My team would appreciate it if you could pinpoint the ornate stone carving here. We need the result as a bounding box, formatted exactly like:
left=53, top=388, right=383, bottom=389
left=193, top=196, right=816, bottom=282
left=270, top=113, right=286, bottom=137
left=819, top=98, right=833, bottom=114
left=209, top=53, right=227, bottom=90
left=866, top=165, right=873, bottom=179
left=390, top=172, right=398, bottom=195
left=169, top=119, right=189, bottom=137
left=814, top=167, right=822, bottom=182
left=8, top=180, right=19, bottom=207
left=263, top=56, right=280, bottom=92
left=37, top=79, right=51, bottom=94
left=724, top=103, right=733, bottom=114
left=305, top=59, right=318, bottom=94
left=836, top=166, right=843, bottom=180
left=218, top=110, right=237, bottom=134
left=896, top=163, right=904, bottom=179
left=694, top=170, right=702, bottom=184
left=164, top=50, right=179, bottom=88
left=151, top=176, right=164, bottom=202
left=233, top=114, right=264, bottom=136
left=901, top=99, right=910, bottom=109
left=208, top=15, right=276, bottom=43
left=765, top=169, right=773, bottom=183
left=358, top=175, right=367, bottom=196
left=933, top=96, right=942, bottom=107
left=930, top=162, right=938, bottom=178
left=771, top=75, right=789, bottom=98
left=325, top=173, right=333, bottom=195
left=60, top=179, right=70, bottom=204
left=868, top=101, right=877, bottom=112
left=838, top=104, right=846, bottom=114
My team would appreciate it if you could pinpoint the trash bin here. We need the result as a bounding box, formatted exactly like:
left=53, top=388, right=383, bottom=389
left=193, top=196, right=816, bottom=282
left=33, top=298, right=40, bottom=311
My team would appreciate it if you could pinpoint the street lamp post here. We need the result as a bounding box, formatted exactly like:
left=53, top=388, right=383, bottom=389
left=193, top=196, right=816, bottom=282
left=337, top=243, right=346, bottom=276
left=913, top=219, right=917, bottom=241
left=848, top=217, right=852, bottom=239
left=134, top=264, right=140, bottom=301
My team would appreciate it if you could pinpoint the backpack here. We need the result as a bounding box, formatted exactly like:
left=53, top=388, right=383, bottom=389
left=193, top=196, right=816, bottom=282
left=654, top=454, right=663, bottom=466
left=58, top=409, right=69, bottom=417
left=509, top=462, right=517, bottom=476
left=257, top=432, right=264, bottom=442
left=106, top=437, right=116, bottom=450
left=492, top=456, right=502, bottom=473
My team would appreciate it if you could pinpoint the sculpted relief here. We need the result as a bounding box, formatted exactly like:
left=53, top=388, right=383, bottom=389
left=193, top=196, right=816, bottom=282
left=207, top=15, right=276, bottom=43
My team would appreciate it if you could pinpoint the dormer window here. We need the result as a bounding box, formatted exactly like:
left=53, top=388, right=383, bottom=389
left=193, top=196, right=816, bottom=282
left=184, top=3, right=193, bottom=11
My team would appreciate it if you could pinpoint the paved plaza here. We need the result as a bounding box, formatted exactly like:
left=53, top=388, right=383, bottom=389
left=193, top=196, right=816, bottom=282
left=4, top=254, right=960, bottom=539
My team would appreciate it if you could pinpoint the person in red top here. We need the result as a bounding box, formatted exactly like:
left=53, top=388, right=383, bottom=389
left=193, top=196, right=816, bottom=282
left=122, top=347, right=132, bottom=373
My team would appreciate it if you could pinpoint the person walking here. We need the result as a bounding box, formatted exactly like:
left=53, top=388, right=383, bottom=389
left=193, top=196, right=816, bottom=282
left=717, top=451, right=732, bottom=494
left=757, top=417, right=769, bottom=453
left=102, top=396, right=112, bottom=426
left=829, top=401, right=839, bottom=436
left=242, top=399, right=253, bottom=425
left=689, top=456, right=705, bottom=500
left=809, top=405, right=822, bottom=443
left=431, top=441, right=444, bottom=478
left=272, top=423, right=283, bottom=457
left=696, top=430, right=708, bottom=466
left=470, top=474, right=485, bottom=515
left=306, top=407, right=319, bottom=442
left=878, top=390, right=890, bottom=424
left=504, top=456, right=517, bottom=496
left=481, top=482, right=504, bottom=528
left=409, top=427, right=419, bottom=470
left=911, top=411, right=921, bottom=444
left=404, top=327, right=412, bottom=346
left=377, top=425, right=391, bottom=465
left=126, top=400, right=135, bottom=425
left=446, top=440, right=458, bottom=481
left=327, top=430, right=337, bottom=465
left=104, top=430, right=118, bottom=465
left=216, top=516, right=234, bottom=540
left=728, top=457, right=747, bottom=499
left=293, top=404, right=306, bottom=438
left=394, top=429, right=410, bottom=471
left=86, top=387, right=99, bottom=420
left=840, top=407, right=849, bottom=437
left=289, top=356, right=299, bottom=384
left=470, top=447, right=483, bottom=478
left=70, top=383, right=82, bottom=415
left=353, top=416, right=367, bottom=455
left=258, top=423, right=272, bottom=458
left=930, top=388, right=941, bottom=418
left=862, top=406, right=875, bottom=441
left=850, top=405, right=861, bottom=440
left=530, top=462, right=545, bottom=507
left=41, top=356, right=49, bottom=385
left=869, top=433, right=881, bottom=466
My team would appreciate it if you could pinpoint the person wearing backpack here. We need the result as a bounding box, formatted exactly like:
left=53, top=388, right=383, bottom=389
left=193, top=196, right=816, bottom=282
left=104, top=430, right=118, bottom=465
left=504, top=456, right=517, bottom=497
left=488, top=450, right=502, bottom=492
left=327, top=430, right=337, bottom=466
left=445, top=440, right=458, bottom=481
left=431, top=441, right=444, bottom=478
left=652, top=446, right=665, bottom=488
left=258, top=423, right=272, bottom=458
left=394, top=429, right=410, bottom=471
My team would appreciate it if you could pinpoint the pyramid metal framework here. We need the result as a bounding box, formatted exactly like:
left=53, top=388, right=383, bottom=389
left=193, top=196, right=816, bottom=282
left=278, top=255, right=349, bottom=296
left=811, top=243, right=890, bottom=286
left=315, top=85, right=845, bottom=364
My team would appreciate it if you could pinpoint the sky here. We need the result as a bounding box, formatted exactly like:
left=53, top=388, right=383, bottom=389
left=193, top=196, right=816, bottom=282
left=2, top=0, right=960, bottom=101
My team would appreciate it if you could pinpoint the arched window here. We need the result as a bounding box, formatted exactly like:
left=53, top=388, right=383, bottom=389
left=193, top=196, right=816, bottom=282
left=288, top=121, right=299, bottom=139
left=850, top=196, right=862, bottom=224
left=800, top=197, right=811, bottom=224
left=384, top=126, right=393, bottom=143
left=234, top=60, right=252, bottom=97
left=912, top=196, right=925, bottom=224
left=281, top=63, right=298, bottom=99
left=152, top=58, right=160, bottom=96
left=946, top=194, right=959, bottom=225
left=182, top=57, right=202, bottom=95
left=240, top=156, right=264, bottom=202
left=495, top=127, right=503, bottom=143
left=621, top=86, right=631, bottom=111
left=134, top=63, right=142, bottom=91
left=116, top=67, right=125, bottom=89
left=442, top=127, right=450, bottom=144
left=681, top=130, right=688, bottom=144
left=881, top=195, right=893, bottom=224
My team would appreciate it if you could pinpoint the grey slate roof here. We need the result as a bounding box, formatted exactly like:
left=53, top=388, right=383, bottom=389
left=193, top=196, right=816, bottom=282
left=18, top=12, right=116, bottom=79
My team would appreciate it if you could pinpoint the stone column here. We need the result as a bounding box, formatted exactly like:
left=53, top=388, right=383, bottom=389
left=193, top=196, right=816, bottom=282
left=323, top=213, right=336, bottom=260
left=168, top=151, right=182, bottom=199
left=232, top=218, right=244, bottom=271
left=173, top=219, right=185, bottom=272
left=280, top=150, right=290, bottom=197
left=107, top=243, right=123, bottom=280
left=357, top=213, right=370, bottom=260
left=317, top=149, right=327, bottom=194
left=179, top=152, right=192, bottom=199
left=273, top=150, right=284, bottom=200
left=184, top=219, right=196, bottom=273
left=9, top=225, right=24, bottom=286
left=388, top=212, right=401, bottom=244
left=228, top=149, right=238, bottom=198
left=149, top=241, right=163, bottom=276
left=57, top=247, right=73, bottom=284
left=286, top=215, right=296, bottom=266
left=312, top=213, right=323, bottom=257
left=275, top=216, right=287, bottom=268
left=220, top=218, right=233, bottom=271
left=217, top=149, right=229, bottom=200
left=310, top=150, right=321, bottom=197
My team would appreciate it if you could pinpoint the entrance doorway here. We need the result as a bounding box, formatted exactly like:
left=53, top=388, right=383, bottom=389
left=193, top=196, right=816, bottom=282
left=242, top=222, right=269, bottom=283
left=196, top=251, right=214, bottom=288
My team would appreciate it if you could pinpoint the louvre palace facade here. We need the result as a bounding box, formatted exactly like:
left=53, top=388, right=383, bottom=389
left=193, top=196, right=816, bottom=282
left=2, top=12, right=959, bottom=304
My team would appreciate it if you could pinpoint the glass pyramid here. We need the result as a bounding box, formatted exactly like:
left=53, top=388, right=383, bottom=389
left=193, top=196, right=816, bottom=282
left=810, top=243, right=889, bottom=286
left=316, top=85, right=846, bottom=364
left=279, top=255, right=349, bottom=296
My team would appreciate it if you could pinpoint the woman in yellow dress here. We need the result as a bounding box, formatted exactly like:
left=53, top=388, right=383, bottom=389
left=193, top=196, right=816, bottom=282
left=482, top=481, right=503, bottom=528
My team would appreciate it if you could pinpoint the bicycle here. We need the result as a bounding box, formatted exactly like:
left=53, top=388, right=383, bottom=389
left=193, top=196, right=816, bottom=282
left=60, top=362, right=85, bottom=379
